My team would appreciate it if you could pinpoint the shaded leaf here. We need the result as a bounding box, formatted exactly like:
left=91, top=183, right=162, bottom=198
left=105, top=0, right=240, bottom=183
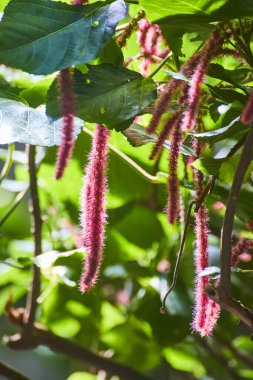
left=0, top=0, right=126, bottom=74
left=191, top=117, right=248, bottom=144
left=47, top=65, right=157, bottom=130
left=124, top=123, right=194, bottom=156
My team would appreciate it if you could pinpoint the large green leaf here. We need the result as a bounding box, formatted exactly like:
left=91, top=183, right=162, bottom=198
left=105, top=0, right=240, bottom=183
left=46, top=64, right=157, bottom=130
left=0, top=98, right=83, bottom=145
left=140, top=0, right=253, bottom=22
left=139, top=0, right=227, bottom=22
left=0, top=0, right=126, bottom=74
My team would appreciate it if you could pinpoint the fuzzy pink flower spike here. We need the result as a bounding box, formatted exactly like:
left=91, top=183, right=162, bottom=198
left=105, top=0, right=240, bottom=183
left=192, top=139, right=216, bottom=336
left=241, top=92, right=253, bottom=125
left=137, top=18, right=169, bottom=76
left=192, top=203, right=210, bottom=336
left=167, top=118, right=182, bottom=224
left=80, top=125, right=110, bottom=292
left=149, top=110, right=180, bottom=160
left=55, top=69, right=75, bottom=180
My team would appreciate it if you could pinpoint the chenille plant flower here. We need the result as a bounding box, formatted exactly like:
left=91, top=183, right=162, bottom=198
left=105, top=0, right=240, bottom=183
left=55, top=68, right=75, bottom=180
left=80, top=124, right=110, bottom=292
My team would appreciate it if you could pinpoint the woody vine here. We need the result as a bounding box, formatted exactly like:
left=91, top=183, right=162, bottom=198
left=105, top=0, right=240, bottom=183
left=0, top=0, right=253, bottom=378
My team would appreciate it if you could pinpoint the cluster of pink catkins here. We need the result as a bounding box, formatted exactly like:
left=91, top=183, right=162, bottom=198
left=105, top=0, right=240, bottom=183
left=137, top=18, right=169, bottom=76
left=147, top=25, right=251, bottom=336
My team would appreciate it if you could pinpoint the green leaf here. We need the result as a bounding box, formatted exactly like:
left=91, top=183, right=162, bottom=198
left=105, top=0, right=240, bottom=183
left=33, top=249, right=85, bottom=269
left=46, top=65, right=157, bottom=130
left=0, top=0, right=126, bottom=74
left=192, top=156, right=224, bottom=176
left=191, top=117, right=248, bottom=144
left=198, top=266, right=220, bottom=277
left=124, top=123, right=194, bottom=156
left=139, top=0, right=227, bottom=22
left=0, top=98, right=83, bottom=146
left=208, top=63, right=252, bottom=85
left=140, top=0, right=253, bottom=22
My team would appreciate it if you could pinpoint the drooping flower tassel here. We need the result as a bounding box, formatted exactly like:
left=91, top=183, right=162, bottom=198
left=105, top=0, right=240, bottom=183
left=149, top=110, right=180, bottom=160
left=80, top=125, right=110, bottom=292
left=137, top=18, right=169, bottom=76
left=192, top=202, right=211, bottom=336
left=192, top=136, right=215, bottom=336
left=181, top=30, right=224, bottom=131
left=241, top=92, right=253, bottom=125
left=147, top=51, right=202, bottom=134
left=167, top=118, right=182, bottom=224
left=55, top=68, right=75, bottom=180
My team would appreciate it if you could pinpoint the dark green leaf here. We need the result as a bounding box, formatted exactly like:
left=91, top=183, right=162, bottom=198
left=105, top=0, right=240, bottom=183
left=124, top=123, right=194, bottom=156
left=192, top=157, right=224, bottom=176
left=46, top=65, right=157, bottom=130
left=191, top=117, right=248, bottom=144
left=0, top=0, right=126, bottom=74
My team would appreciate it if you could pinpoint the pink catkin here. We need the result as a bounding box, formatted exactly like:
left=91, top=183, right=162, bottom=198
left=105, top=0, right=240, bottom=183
left=137, top=18, right=169, bottom=76
left=241, top=92, right=253, bottom=125
left=231, top=237, right=253, bottom=267
left=80, top=125, right=110, bottom=292
left=55, top=68, right=75, bottom=180
left=192, top=204, right=211, bottom=336
left=149, top=110, right=180, bottom=160
left=167, top=119, right=182, bottom=224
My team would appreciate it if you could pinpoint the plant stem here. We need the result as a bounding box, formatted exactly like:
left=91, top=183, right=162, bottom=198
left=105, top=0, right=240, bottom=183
left=0, top=360, right=31, bottom=380
left=24, top=145, right=42, bottom=330
left=83, top=126, right=165, bottom=183
left=0, top=143, right=14, bottom=183
left=148, top=51, right=173, bottom=79
left=220, top=125, right=253, bottom=299
left=0, top=188, right=29, bottom=228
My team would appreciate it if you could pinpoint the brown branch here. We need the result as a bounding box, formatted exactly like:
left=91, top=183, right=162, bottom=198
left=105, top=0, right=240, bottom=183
left=0, top=360, right=31, bottom=380
left=161, top=201, right=196, bottom=313
left=220, top=125, right=253, bottom=298
left=24, top=145, right=42, bottom=330
left=5, top=307, right=151, bottom=380
left=205, top=285, right=253, bottom=330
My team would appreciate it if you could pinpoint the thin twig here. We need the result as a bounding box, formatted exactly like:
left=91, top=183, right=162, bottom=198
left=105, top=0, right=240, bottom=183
left=23, top=145, right=42, bottom=330
left=0, top=188, right=29, bottom=228
left=0, top=143, right=14, bottom=183
left=0, top=360, right=31, bottom=380
left=220, top=125, right=253, bottom=298
left=148, top=51, right=173, bottom=79
left=83, top=126, right=166, bottom=183
left=161, top=201, right=196, bottom=313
